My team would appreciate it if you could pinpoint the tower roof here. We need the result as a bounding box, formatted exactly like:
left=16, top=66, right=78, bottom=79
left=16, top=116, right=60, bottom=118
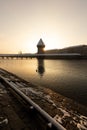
left=37, top=39, right=45, bottom=47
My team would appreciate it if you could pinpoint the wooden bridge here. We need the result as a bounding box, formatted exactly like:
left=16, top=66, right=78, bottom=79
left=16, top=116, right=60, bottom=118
left=0, top=54, right=36, bottom=59
left=0, top=53, right=84, bottom=59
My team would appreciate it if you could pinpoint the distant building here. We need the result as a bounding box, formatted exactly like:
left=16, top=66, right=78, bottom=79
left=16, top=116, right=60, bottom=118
left=37, top=39, right=45, bottom=54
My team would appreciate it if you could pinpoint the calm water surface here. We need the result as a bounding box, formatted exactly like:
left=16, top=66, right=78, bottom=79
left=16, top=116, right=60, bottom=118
left=0, top=58, right=87, bottom=106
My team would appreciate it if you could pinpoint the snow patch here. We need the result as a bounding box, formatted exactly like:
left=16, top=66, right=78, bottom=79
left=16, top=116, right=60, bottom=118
left=54, top=108, right=87, bottom=130
left=44, top=95, right=56, bottom=107
left=77, top=115, right=87, bottom=130
left=21, top=87, right=43, bottom=96
left=0, top=118, right=8, bottom=126
left=58, top=108, right=70, bottom=117
left=4, top=77, right=10, bottom=81
left=16, top=82, right=25, bottom=88
left=0, top=89, right=7, bottom=94
left=54, top=108, right=71, bottom=125
left=80, top=115, right=87, bottom=120
left=77, top=123, right=87, bottom=130
left=21, top=88, right=57, bottom=107
left=54, top=115, right=62, bottom=124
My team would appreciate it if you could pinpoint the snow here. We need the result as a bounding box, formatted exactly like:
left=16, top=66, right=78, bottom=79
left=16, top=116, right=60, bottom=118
left=21, top=88, right=57, bottom=107
left=54, top=108, right=87, bottom=130
left=54, top=115, right=62, bottom=124
left=54, top=108, right=70, bottom=124
left=47, top=122, right=52, bottom=128
left=0, top=118, right=8, bottom=126
left=77, top=123, right=87, bottom=130
left=4, top=77, right=10, bottom=81
left=0, top=88, right=7, bottom=94
left=44, top=95, right=56, bottom=107
left=58, top=108, right=70, bottom=117
left=16, top=82, right=25, bottom=88
left=18, top=84, right=87, bottom=130
left=80, top=115, right=87, bottom=120
left=77, top=115, right=87, bottom=130
left=21, top=87, right=43, bottom=96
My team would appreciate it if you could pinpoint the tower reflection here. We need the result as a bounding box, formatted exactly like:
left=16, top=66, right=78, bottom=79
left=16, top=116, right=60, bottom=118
left=36, top=59, right=45, bottom=77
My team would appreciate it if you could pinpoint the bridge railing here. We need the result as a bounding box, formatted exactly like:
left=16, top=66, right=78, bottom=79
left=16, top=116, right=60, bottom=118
left=0, top=75, right=66, bottom=130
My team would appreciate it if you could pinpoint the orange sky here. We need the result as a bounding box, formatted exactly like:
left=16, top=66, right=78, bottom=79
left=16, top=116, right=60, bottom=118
left=0, top=0, right=87, bottom=53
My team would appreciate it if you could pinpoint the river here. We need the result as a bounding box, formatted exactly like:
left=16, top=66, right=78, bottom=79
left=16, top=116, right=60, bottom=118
left=0, top=58, right=87, bottom=106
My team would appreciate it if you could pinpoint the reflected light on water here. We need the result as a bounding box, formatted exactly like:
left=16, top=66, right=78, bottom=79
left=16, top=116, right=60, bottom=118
left=0, top=58, right=87, bottom=106
left=36, top=59, right=45, bottom=77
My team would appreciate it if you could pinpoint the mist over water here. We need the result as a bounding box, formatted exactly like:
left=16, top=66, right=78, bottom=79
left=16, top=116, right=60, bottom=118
left=0, top=58, right=87, bottom=106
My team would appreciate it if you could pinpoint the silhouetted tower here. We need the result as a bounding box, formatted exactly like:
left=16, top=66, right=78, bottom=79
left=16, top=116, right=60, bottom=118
left=37, top=39, right=45, bottom=54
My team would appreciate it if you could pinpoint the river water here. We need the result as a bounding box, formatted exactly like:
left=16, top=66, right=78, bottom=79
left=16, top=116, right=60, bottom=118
left=0, top=58, right=87, bottom=106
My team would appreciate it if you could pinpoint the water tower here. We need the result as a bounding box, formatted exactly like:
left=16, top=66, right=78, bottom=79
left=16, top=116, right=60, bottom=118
left=37, top=39, right=45, bottom=54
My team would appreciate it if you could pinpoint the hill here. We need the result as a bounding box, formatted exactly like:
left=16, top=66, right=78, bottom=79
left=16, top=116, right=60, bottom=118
left=45, top=45, right=87, bottom=55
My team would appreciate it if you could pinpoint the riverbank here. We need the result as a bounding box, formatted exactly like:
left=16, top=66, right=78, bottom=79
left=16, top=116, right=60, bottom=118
left=0, top=68, right=87, bottom=130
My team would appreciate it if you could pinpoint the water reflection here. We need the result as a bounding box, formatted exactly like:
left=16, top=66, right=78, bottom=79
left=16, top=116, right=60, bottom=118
left=0, top=59, right=87, bottom=105
left=36, top=59, right=45, bottom=77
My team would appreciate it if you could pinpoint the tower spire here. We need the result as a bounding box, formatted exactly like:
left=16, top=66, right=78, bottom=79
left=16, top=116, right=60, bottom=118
left=37, top=39, right=45, bottom=54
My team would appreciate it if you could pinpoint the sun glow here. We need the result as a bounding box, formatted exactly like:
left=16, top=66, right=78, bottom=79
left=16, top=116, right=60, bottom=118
left=41, top=33, right=65, bottom=51
left=44, top=38, right=60, bottom=51
left=24, top=33, right=66, bottom=54
left=0, top=1, right=87, bottom=54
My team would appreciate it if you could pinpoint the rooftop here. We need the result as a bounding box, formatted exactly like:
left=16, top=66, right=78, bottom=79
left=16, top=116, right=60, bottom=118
left=37, top=39, right=45, bottom=47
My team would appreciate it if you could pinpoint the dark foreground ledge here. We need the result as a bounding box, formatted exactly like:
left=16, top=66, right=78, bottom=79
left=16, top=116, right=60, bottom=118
left=0, top=68, right=87, bottom=130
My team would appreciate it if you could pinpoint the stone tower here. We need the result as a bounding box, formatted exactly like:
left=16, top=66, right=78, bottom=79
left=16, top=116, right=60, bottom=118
left=37, top=39, right=45, bottom=54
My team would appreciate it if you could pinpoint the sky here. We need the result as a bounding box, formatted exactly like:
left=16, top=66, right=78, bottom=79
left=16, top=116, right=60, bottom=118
left=0, top=0, right=87, bottom=54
